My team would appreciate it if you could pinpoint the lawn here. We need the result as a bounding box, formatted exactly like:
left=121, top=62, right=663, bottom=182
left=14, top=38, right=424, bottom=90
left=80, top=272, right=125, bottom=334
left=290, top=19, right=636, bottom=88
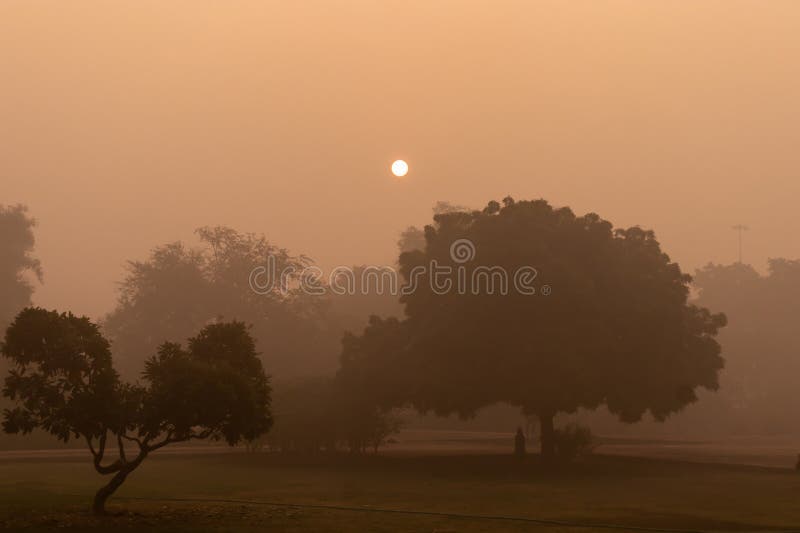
left=1, top=451, right=799, bottom=532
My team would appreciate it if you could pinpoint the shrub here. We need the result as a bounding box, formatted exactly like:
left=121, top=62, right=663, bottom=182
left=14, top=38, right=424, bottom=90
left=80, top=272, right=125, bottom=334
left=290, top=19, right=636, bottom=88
left=553, top=423, right=595, bottom=461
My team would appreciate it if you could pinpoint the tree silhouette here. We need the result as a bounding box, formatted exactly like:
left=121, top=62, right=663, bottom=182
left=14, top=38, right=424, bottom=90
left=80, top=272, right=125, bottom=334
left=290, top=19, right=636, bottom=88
left=0, top=205, right=41, bottom=331
left=2, top=308, right=272, bottom=514
left=398, top=226, right=426, bottom=255
left=266, top=375, right=403, bottom=454
left=103, top=226, right=331, bottom=379
left=0, top=205, right=42, bottom=411
left=693, top=259, right=800, bottom=433
left=341, top=198, right=726, bottom=460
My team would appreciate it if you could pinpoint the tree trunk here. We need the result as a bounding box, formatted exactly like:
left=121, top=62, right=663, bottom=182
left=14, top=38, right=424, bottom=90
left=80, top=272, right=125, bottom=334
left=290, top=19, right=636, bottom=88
left=93, top=469, right=128, bottom=515
left=92, top=457, right=144, bottom=515
left=539, top=413, right=555, bottom=461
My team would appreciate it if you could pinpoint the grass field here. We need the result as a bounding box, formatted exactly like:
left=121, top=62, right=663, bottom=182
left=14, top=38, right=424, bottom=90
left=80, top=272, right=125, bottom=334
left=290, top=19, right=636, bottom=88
left=2, top=444, right=800, bottom=533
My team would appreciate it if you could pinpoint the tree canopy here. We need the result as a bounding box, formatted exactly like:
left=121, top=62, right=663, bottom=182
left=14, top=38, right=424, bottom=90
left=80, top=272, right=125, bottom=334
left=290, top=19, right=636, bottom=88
left=2, top=308, right=272, bottom=514
left=340, top=198, right=727, bottom=458
left=104, top=225, right=415, bottom=380
left=103, top=226, right=332, bottom=378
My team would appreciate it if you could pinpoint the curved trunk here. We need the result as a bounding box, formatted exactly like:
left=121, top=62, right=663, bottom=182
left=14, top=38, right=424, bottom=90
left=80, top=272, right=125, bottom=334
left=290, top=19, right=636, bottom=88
left=92, top=469, right=129, bottom=515
left=539, top=412, right=555, bottom=461
left=92, top=455, right=146, bottom=515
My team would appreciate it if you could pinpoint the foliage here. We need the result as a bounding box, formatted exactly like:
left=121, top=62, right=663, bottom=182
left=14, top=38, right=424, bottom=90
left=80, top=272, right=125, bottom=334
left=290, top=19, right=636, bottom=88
left=103, top=226, right=331, bottom=379
left=397, top=201, right=470, bottom=256
left=398, top=227, right=426, bottom=255
left=693, top=259, right=800, bottom=433
left=0, top=205, right=41, bottom=332
left=553, top=423, right=595, bottom=461
left=340, top=198, right=727, bottom=459
left=265, top=377, right=339, bottom=453
left=325, top=265, right=403, bottom=335
left=265, top=376, right=402, bottom=454
left=2, top=308, right=272, bottom=514
left=338, top=316, right=413, bottom=411
left=339, top=399, right=404, bottom=454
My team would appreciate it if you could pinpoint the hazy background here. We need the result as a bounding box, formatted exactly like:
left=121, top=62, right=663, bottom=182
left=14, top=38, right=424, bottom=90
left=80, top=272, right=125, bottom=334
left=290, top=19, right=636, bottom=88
left=2, top=0, right=799, bottom=319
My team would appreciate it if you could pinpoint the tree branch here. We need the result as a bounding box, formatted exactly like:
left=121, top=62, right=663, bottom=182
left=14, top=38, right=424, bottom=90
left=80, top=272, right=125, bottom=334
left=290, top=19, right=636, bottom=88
left=144, top=428, right=215, bottom=453
left=85, top=435, right=99, bottom=458
left=144, top=430, right=175, bottom=453
left=85, top=430, right=125, bottom=475
left=190, top=429, right=214, bottom=440
left=120, top=433, right=144, bottom=449
left=116, top=434, right=127, bottom=463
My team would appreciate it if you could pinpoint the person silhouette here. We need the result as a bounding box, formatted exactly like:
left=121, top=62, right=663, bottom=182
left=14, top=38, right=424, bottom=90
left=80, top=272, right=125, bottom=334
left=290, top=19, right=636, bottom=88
left=514, top=427, right=526, bottom=458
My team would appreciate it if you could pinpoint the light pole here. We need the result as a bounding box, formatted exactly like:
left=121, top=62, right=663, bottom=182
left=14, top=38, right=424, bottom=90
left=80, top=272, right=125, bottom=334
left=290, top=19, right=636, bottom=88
left=732, top=224, right=749, bottom=264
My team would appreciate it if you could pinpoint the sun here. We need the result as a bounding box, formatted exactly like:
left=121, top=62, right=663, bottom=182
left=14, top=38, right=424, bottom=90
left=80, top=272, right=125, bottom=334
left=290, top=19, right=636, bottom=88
left=391, top=159, right=409, bottom=177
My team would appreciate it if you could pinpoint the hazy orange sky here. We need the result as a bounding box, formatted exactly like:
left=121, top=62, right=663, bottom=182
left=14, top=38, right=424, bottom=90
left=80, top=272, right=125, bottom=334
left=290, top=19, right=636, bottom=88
left=2, top=1, right=799, bottom=318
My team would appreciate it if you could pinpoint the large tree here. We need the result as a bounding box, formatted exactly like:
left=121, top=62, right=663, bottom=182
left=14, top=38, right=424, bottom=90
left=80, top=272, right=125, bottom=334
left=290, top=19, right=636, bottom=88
left=2, top=308, right=272, bottom=514
left=103, top=226, right=333, bottom=378
left=340, top=198, right=726, bottom=459
left=0, top=205, right=42, bottom=331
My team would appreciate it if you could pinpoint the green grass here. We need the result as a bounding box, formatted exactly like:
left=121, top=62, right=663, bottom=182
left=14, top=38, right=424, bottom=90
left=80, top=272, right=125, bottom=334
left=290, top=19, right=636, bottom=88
left=1, top=452, right=799, bottom=532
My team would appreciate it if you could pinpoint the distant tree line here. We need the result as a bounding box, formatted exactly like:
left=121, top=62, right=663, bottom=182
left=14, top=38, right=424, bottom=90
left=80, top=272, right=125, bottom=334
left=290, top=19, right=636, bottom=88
left=692, top=260, right=800, bottom=434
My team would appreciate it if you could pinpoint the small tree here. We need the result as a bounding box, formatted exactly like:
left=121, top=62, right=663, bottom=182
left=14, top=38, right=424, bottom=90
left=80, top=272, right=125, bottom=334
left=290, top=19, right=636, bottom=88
left=553, top=423, right=595, bottom=462
left=266, top=377, right=340, bottom=453
left=2, top=308, right=272, bottom=515
left=266, top=376, right=403, bottom=455
left=338, top=402, right=403, bottom=454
